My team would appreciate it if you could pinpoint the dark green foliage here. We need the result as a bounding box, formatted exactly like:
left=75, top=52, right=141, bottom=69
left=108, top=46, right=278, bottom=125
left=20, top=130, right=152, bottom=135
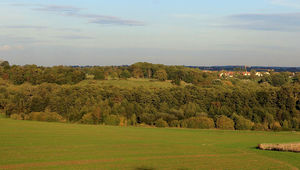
left=260, top=72, right=290, bottom=87
left=169, top=120, right=180, bottom=127
left=104, top=115, right=120, bottom=126
left=183, top=117, right=215, bottom=129
left=120, top=70, right=131, bottom=79
left=271, top=73, right=290, bottom=86
left=171, top=78, right=181, bottom=85
left=282, top=120, right=291, bottom=131
left=232, top=114, right=254, bottom=130
left=182, top=102, right=200, bottom=118
left=0, top=62, right=299, bottom=131
left=81, top=107, right=102, bottom=124
left=293, top=73, right=300, bottom=83
left=291, top=118, right=299, bottom=129
left=1, top=80, right=299, bottom=131
left=0, top=61, right=9, bottom=67
left=128, top=114, right=137, bottom=126
left=4, top=65, right=86, bottom=85
left=139, top=113, right=155, bottom=125
left=155, top=118, right=169, bottom=127
left=93, top=70, right=105, bottom=80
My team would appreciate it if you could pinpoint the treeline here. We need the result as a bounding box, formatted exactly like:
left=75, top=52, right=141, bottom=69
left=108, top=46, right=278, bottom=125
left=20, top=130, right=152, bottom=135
left=0, top=65, right=85, bottom=85
left=0, top=62, right=299, bottom=131
left=1, top=79, right=299, bottom=131
left=0, top=62, right=218, bottom=86
left=1, top=62, right=299, bottom=86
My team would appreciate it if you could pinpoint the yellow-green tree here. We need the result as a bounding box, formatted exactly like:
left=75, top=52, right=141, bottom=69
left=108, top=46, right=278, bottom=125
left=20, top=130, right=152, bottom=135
left=154, top=69, right=168, bottom=81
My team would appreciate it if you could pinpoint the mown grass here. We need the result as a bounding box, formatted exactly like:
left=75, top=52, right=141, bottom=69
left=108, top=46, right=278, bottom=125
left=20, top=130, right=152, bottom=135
left=79, top=78, right=177, bottom=89
left=0, top=118, right=300, bottom=170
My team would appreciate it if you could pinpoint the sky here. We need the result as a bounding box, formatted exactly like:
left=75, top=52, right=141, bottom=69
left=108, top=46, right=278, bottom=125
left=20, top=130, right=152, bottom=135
left=0, top=0, right=300, bottom=66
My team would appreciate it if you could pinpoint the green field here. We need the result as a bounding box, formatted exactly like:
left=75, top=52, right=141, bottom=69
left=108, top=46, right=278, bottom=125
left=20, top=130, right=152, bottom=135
left=79, top=78, right=179, bottom=89
left=0, top=118, right=300, bottom=170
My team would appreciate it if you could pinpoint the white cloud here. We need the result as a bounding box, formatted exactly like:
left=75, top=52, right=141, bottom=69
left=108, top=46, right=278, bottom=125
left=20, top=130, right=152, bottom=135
left=172, top=14, right=200, bottom=19
left=0, top=45, right=24, bottom=51
left=0, top=45, right=11, bottom=51
left=20, top=4, right=145, bottom=26
left=269, top=0, right=300, bottom=9
left=15, top=45, right=24, bottom=50
left=227, top=13, right=300, bottom=31
left=171, top=14, right=213, bottom=20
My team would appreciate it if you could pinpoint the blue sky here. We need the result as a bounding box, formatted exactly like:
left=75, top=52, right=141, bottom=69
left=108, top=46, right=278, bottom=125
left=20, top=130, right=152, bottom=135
left=0, top=0, right=300, bottom=66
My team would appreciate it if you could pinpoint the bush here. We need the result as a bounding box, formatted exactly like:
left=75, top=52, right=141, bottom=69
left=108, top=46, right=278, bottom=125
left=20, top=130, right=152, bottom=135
left=270, top=121, right=282, bottom=131
left=0, top=112, right=6, bottom=118
left=171, top=78, right=181, bottom=85
left=180, top=120, right=188, bottom=128
left=253, top=123, right=268, bottom=131
left=216, top=115, right=234, bottom=130
left=120, top=70, right=131, bottom=79
left=232, top=114, right=254, bottom=130
left=10, top=114, right=23, bottom=120
left=291, top=118, right=299, bottom=129
left=81, top=109, right=102, bottom=125
left=170, top=120, right=180, bottom=127
left=263, top=113, right=275, bottom=128
left=139, top=113, right=155, bottom=125
left=282, top=120, right=291, bottom=131
left=127, top=114, right=137, bottom=126
left=81, top=113, right=95, bottom=124
left=184, top=117, right=215, bottom=129
left=154, top=69, right=168, bottom=81
left=29, top=112, right=65, bottom=122
left=93, top=70, right=105, bottom=80
left=103, top=115, right=120, bottom=126
left=155, top=118, right=169, bottom=128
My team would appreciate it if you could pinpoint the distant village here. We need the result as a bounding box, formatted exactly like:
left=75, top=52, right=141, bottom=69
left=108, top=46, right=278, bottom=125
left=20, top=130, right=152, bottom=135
left=188, top=65, right=300, bottom=73
left=200, top=66, right=297, bottom=79
left=217, top=66, right=270, bottom=78
left=0, top=59, right=298, bottom=79
left=218, top=70, right=270, bottom=78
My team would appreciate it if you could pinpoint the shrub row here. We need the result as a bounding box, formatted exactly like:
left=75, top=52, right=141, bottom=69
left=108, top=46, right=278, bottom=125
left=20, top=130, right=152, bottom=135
left=9, top=111, right=292, bottom=132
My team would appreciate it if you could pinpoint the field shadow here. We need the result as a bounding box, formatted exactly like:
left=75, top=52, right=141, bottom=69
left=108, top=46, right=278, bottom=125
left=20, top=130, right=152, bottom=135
left=247, top=146, right=260, bottom=150
left=135, top=166, right=156, bottom=170
left=135, top=166, right=190, bottom=170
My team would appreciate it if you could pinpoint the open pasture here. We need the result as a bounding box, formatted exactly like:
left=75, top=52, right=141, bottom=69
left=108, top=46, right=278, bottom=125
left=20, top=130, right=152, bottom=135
left=79, top=78, right=177, bottom=89
left=0, top=118, right=300, bottom=170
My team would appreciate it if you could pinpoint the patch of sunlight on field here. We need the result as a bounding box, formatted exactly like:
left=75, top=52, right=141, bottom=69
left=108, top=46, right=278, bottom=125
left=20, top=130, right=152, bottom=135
left=79, top=78, right=176, bottom=89
left=0, top=118, right=300, bottom=170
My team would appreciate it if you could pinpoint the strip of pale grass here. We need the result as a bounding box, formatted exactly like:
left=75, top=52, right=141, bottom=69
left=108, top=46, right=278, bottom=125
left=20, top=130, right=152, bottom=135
left=79, top=78, right=175, bottom=89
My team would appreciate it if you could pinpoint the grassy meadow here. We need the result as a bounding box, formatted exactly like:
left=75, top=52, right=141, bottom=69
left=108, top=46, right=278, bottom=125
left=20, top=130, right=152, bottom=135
left=0, top=118, right=300, bottom=170
left=79, top=78, right=182, bottom=89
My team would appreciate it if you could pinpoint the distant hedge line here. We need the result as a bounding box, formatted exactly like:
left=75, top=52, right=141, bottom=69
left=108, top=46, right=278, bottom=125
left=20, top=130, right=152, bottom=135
left=2, top=62, right=299, bottom=86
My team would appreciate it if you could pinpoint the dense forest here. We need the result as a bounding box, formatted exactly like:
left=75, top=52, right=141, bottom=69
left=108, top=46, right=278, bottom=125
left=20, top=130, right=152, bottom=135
left=0, top=61, right=299, bottom=131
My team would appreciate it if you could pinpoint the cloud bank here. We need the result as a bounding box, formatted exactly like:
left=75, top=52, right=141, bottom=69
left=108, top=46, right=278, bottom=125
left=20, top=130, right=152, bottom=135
left=57, top=35, right=93, bottom=40
left=228, top=13, right=300, bottom=31
left=0, top=45, right=24, bottom=51
left=1, top=25, right=48, bottom=30
left=13, top=4, right=145, bottom=26
left=269, top=0, right=300, bottom=9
